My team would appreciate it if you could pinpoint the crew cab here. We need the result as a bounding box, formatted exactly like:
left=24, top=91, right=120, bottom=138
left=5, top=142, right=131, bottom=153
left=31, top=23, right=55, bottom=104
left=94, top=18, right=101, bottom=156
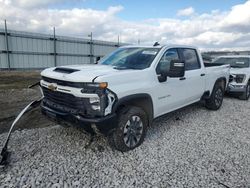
left=40, top=45, right=230, bottom=151
left=213, top=56, right=250, bottom=100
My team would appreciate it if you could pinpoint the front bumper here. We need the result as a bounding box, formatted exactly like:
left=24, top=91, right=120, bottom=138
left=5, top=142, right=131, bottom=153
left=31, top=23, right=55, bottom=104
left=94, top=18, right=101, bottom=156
left=227, top=84, right=246, bottom=93
left=41, top=103, right=117, bottom=135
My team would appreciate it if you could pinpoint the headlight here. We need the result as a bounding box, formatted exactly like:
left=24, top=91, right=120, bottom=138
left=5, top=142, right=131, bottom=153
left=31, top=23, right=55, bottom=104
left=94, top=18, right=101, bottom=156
left=235, top=74, right=245, bottom=83
left=81, top=82, right=108, bottom=93
left=86, top=82, right=108, bottom=89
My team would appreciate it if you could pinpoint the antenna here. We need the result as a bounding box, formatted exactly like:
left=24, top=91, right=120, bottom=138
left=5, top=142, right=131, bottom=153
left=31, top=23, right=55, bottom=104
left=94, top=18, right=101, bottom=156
left=153, top=42, right=160, bottom=46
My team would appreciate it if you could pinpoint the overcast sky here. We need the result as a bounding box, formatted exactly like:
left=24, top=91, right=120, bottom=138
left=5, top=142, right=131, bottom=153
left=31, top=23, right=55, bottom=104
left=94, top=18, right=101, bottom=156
left=0, top=0, right=250, bottom=51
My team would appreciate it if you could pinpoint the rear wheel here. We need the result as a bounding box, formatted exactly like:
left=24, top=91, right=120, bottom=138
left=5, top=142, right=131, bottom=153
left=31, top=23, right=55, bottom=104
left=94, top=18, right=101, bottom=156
left=239, top=83, right=250, bottom=100
left=109, top=106, right=148, bottom=152
left=205, top=81, right=225, bottom=110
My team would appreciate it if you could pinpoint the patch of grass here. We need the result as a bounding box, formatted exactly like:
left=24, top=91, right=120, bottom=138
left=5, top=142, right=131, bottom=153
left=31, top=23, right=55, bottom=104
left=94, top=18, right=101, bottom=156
left=0, top=71, right=41, bottom=89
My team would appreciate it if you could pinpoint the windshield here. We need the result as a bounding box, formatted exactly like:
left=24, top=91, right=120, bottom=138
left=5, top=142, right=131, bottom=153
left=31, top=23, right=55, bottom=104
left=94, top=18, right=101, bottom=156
left=99, top=47, right=160, bottom=70
left=213, top=57, right=250, bottom=68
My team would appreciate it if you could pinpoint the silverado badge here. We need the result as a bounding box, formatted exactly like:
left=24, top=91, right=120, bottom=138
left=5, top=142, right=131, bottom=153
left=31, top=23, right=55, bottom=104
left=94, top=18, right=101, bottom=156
left=48, top=83, right=57, bottom=91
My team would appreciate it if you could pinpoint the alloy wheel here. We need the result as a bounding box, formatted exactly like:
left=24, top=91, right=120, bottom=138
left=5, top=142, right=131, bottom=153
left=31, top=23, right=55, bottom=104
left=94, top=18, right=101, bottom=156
left=123, top=115, right=143, bottom=148
left=247, top=84, right=250, bottom=98
left=215, top=88, right=223, bottom=107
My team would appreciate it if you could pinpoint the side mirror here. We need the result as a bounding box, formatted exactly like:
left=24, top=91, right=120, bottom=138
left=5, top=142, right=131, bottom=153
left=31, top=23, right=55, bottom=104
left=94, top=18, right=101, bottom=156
left=95, top=57, right=101, bottom=64
left=158, top=69, right=168, bottom=82
left=168, top=60, right=185, bottom=78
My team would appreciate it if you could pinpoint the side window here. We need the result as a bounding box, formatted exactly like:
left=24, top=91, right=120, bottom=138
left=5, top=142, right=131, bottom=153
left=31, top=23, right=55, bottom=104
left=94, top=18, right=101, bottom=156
left=181, top=49, right=201, bottom=71
left=156, top=48, right=179, bottom=74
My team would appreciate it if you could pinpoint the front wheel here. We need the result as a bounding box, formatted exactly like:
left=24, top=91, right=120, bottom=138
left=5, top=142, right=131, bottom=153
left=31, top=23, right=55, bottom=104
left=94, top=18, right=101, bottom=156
left=205, top=82, right=225, bottom=110
left=239, top=83, right=250, bottom=100
left=109, top=106, right=148, bottom=152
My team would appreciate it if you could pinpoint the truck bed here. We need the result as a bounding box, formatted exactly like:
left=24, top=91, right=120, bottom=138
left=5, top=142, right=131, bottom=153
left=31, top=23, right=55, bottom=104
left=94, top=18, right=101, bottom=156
left=204, top=64, right=230, bottom=92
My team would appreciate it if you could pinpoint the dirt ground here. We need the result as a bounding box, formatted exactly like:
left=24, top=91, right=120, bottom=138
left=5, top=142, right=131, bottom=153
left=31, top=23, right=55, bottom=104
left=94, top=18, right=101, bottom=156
left=0, top=71, right=53, bottom=134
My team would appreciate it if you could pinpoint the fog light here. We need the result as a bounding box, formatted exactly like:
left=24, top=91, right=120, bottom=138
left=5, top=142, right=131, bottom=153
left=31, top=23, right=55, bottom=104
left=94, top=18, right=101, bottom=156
left=89, top=97, right=100, bottom=104
left=91, top=105, right=101, bottom=111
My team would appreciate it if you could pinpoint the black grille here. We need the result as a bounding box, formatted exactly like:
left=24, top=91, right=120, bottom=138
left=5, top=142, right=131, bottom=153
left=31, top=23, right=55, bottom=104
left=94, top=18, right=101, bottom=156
left=42, top=87, right=87, bottom=113
left=229, top=75, right=234, bottom=83
left=42, top=76, right=85, bottom=88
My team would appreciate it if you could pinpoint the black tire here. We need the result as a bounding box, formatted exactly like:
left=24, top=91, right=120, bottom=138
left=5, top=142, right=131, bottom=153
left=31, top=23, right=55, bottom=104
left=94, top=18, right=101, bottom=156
left=108, top=106, right=148, bottom=152
left=239, top=83, right=250, bottom=100
left=205, top=81, right=225, bottom=110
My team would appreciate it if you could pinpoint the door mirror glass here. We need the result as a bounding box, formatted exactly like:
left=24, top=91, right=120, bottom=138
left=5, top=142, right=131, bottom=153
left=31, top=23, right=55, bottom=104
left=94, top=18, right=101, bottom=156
left=168, top=60, right=185, bottom=78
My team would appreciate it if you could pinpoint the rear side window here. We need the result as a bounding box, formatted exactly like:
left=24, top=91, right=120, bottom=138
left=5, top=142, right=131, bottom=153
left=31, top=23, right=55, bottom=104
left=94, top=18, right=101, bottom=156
left=156, top=48, right=180, bottom=74
left=181, top=49, right=201, bottom=70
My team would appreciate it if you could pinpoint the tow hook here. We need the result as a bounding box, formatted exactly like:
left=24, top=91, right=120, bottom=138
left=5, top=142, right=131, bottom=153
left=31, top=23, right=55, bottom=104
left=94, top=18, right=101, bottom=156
left=0, top=82, right=43, bottom=167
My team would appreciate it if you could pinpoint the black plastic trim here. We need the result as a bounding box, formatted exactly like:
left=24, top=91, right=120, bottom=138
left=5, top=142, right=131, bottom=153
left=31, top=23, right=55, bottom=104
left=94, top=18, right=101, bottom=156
left=112, top=93, right=154, bottom=125
left=54, top=67, right=80, bottom=74
left=41, top=104, right=117, bottom=135
left=201, top=90, right=210, bottom=100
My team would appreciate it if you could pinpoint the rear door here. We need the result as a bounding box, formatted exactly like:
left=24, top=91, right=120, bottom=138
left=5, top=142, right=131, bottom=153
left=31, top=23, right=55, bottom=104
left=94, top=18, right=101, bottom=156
left=179, top=48, right=205, bottom=102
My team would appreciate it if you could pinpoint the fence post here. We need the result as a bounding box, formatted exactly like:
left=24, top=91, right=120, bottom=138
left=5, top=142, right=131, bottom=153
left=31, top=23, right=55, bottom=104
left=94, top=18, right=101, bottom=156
left=53, top=27, right=57, bottom=67
left=4, top=20, right=10, bottom=70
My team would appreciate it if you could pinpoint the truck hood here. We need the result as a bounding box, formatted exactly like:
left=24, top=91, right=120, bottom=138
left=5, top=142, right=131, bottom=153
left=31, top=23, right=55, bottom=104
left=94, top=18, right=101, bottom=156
left=230, top=67, right=250, bottom=75
left=41, top=64, right=133, bottom=82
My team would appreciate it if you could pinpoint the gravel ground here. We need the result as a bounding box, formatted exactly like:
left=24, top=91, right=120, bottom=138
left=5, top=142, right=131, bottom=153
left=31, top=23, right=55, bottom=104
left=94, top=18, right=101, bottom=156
left=0, top=97, right=249, bottom=187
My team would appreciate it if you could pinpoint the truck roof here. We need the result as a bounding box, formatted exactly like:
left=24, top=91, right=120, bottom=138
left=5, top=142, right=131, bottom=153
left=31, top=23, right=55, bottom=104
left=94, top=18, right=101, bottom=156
left=121, top=44, right=198, bottom=49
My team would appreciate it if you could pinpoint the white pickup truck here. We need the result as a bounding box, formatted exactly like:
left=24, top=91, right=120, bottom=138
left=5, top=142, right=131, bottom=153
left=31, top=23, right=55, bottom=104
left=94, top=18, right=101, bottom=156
left=213, top=56, right=250, bottom=100
left=40, top=45, right=230, bottom=151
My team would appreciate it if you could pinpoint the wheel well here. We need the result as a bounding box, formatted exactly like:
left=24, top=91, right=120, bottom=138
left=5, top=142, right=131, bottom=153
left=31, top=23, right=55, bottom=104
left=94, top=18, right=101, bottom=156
left=215, top=77, right=226, bottom=90
left=112, top=94, right=154, bottom=126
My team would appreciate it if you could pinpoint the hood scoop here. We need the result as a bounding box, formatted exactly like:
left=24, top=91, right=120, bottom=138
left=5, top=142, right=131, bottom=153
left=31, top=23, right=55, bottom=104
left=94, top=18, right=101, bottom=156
left=54, top=67, right=80, bottom=74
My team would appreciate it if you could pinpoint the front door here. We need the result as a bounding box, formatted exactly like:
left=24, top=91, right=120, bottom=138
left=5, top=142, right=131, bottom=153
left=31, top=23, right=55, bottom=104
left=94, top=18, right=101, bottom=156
left=153, top=48, right=188, bottom=116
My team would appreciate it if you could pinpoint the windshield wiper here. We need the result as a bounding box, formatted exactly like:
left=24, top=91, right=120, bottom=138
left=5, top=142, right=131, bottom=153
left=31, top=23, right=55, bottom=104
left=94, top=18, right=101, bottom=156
left=113, top=66, right=141, bottom=70
left=113, top=66, right=128, bottom=70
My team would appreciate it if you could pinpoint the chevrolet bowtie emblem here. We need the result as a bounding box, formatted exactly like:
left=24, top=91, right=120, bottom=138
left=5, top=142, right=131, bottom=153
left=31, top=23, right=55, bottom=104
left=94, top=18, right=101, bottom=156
left=48, top=83, right=57, bottom=91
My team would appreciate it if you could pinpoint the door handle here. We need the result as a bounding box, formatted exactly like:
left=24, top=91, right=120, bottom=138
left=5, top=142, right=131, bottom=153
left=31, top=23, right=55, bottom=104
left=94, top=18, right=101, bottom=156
left=179, top=77, right=186, bottom=80
left=200, top=73, right=205, bottom=76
